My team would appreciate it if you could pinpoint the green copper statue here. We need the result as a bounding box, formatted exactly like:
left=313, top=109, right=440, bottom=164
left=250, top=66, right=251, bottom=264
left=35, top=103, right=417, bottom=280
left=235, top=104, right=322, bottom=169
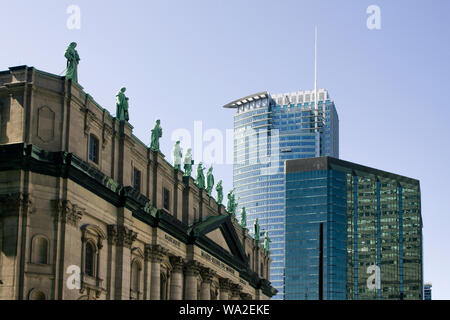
left=227, top=190, right=237, bottom=216
left=183, top=148, right=193, bottom=177
left=254, top=218, right=260, bottom=242
left=65, top=42, right=80, bottom=83
left=216, top=180, right=223, bottom=204
left=195, top=162, right=205, bottom=189
left=150, top=120, right=162, bottom=152
left=240, top=207, right=247, bottom=228
left=116, top=87, right=129, bottom=122
left=206, top=166, right=214, bottom=195
left=263, top=231, right=271, bottom=251
left=173, top=141, right=182, bottom=170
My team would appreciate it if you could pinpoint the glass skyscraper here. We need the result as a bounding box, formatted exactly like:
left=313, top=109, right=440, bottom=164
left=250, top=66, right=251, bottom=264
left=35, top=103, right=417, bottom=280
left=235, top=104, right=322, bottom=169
left=424, top=283, right=432, bottom=300
left=224, top=89, right=339, bottom=299
left=285, top=157, right=423, bottom=300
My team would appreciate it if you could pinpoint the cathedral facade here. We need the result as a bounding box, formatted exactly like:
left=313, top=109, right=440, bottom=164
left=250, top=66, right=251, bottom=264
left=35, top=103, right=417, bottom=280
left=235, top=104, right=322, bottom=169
left=0, top=65, right=276, bottom=300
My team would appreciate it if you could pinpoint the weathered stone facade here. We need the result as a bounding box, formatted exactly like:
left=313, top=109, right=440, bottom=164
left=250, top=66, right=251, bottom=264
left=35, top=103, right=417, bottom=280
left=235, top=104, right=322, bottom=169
left=0, top=66, right=276, bottom=300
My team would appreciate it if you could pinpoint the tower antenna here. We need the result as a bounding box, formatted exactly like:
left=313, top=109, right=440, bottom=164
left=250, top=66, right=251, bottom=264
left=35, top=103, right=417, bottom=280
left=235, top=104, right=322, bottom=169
left=314, top=26, right=318, bottom=110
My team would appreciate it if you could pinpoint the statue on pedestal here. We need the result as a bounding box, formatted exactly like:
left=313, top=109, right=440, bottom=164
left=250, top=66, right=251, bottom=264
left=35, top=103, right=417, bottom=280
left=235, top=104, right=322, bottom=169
left=240, top=207, right=247, bottom=229
left=150, top=120, right=162, bottom=152
left=116, top=87, right=129, bottom=122
left=173, top=141, right=183, bottom=170
left=64, top=42, right=80, bottom=83
left=254, top=218, right=260, bottom=242
left=206, top=166, right=214, bottom=195
left=195, top=163, right=205, bottom=189
left=227, top=190, right=237, bottom=216
left=216, top=180, right=223, bottom=205
left=183, top=148, right=194, bottom=177
left=263, top=231, right=271, bottom=251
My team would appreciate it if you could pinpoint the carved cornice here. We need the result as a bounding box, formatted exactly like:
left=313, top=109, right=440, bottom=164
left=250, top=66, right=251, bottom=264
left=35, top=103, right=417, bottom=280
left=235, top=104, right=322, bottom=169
left=230, top=283, right=243, bottom=297
left=200, top=267, right=216, bottom=283
left=184, top=260, right=202, bottom=276
left=240, top=292, right=253, bottom=300
left=0, top=193, right=33, bottom=217
left=218, top=278, right=232, bottom=291
left=54, top=199, right=83, bottom=227
left=169, top=256, right=185, bottom=273
left=107, top=225, right=138, bottom=248
left=145, top=244, right=168, bottom=263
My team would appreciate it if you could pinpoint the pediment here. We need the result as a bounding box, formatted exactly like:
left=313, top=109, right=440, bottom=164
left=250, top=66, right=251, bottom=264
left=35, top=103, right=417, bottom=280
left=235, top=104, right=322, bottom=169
left=189, top=215, right=248, bottom=266
left=205, top=228, right=232, bottom=254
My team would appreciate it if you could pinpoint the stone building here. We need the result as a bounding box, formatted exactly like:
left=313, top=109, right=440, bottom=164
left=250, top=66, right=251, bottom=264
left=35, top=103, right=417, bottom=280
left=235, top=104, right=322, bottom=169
left=0, top=65, right=276, bottom=300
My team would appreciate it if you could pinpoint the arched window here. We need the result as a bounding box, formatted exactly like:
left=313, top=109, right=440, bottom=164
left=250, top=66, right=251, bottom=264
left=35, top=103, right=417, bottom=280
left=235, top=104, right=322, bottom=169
left=31, top=236, right=48, bottom=264
left=89, top=134, right=99, bottom=164
left=85, top=241, right=95, bottom=277
left=29, top=289, right=46, bottom=300
left=130, top=260, right=141, bottom=295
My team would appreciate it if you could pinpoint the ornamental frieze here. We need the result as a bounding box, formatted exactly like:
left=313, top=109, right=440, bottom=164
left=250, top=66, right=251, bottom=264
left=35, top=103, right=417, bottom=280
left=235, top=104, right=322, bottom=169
left=54, top=199, right=83, bottom=227
left=107, top=224, right=138, bottom=248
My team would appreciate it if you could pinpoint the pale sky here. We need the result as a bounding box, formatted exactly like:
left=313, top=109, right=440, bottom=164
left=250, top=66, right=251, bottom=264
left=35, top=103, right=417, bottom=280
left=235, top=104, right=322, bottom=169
left=1, top=0, right=449, bottom=299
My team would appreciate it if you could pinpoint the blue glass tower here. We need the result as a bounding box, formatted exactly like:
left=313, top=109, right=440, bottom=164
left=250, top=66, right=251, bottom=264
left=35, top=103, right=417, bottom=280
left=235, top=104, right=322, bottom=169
left=285, top=157, right=423, bottom=300
left=224, top=89, right=339, bottom=299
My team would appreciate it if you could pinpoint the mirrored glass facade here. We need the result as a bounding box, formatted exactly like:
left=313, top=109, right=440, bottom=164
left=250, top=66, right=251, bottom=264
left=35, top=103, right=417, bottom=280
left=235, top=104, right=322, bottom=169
left=285, top=170, right=347, bottom=299
left=285, top=157, right=423, bottom=300
left=227, top=90, right=339, bottom=299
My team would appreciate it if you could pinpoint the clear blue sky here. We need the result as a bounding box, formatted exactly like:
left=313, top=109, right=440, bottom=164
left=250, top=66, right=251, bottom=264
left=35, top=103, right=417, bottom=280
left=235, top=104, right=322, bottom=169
left=1, top=0, right=449, bottom=299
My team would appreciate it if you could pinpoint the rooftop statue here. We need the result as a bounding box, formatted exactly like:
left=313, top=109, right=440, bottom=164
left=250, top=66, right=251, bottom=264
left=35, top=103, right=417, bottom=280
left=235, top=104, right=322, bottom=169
left=254, top=218, right=260, bottom=242
left=240, top=207, right=247, bottom=229
left=183, top=148, right=194, bottom=177
left=227, top=190, right=237, bottom=216
left=206, top=166, right=214, bottom=195
left=116, top=87, right=130, bottom=122
left=173, top=141, right=183, bottom=170
left=150, top=120, right=162, bottom=152
left=216, top=180, right=223, bottom=205
left=195, top=162, right=205, bottom=189
left=263, top=231, right=271, bottom=251
left=64, top=42, right=80, bottom=83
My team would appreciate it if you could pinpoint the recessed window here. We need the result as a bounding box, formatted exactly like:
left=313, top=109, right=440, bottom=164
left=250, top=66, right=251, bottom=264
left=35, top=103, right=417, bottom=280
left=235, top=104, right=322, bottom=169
left=130, top=260, right=141, bottom=296
left=85, top=242, right=95, bottom=277
left=89, top=134, right=99, bottom=164
left=133, top=168, right=141, bottom=193
left=163, top=188, right=170, bottom=211
left=31, top=236, right=48, bottom=265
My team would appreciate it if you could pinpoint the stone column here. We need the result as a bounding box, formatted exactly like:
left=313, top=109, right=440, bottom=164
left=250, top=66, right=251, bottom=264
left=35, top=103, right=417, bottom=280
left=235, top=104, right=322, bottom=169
left=184, top=261, right=201, bottom=300
left=107, top=224, right=138, bottom=300
left=219, top=278, right=232, bottom=300
left=230, top=284, right=242, bottom=300
left=200, top=267, right=216, bottom=300
left=146, top=244, right=168, bottom=300
left=169, top=256, right=184, bottom=300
